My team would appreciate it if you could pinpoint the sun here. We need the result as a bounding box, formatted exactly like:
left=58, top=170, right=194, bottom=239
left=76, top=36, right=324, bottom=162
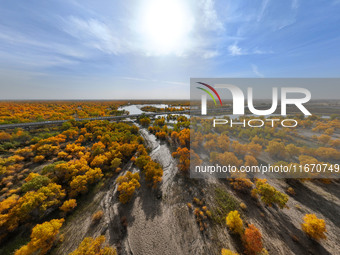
left=139, top=0, right=193, bottom=55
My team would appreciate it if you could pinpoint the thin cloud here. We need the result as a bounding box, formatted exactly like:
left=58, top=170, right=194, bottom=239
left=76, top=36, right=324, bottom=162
left=228, top=44, right=273, bottom=56
left=199, top=0, right=224, bottom=31
left=291, top=0, right=299, bottom=9
left=257, top=0, right=270, bottom=22
left=253, top=49, right=274, bottom=55
left=228, top=44, right=244, bottom=56
left=202, top=50, right=219, bottom=58
left=62, top=1, right=225, bottom=59
left=251, top=64, right=264, bottom=77
left=63, top=16, right=125, bottom=55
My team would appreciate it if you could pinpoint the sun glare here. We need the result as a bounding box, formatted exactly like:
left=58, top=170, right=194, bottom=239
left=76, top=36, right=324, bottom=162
left=140, top=0, right=193, bottom=55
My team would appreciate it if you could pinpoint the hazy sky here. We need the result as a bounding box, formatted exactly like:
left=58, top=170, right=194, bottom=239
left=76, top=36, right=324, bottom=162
left=0, top=0, right=340, bottom=99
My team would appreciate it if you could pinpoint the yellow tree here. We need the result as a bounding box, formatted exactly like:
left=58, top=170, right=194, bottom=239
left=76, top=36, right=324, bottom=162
left=59, top=199, right=77, bottom=213
left=15, top=218, right=64, bottom=255
left=144, top=161, right=163, bottom=187
left=244, top=155, right=258, bottom=167
left=116, top=171, right=140, bottom=204
left=232, top=141, right=247, bottom=156
left=226, top=210, right=243, bottom=235
left=221, top=249, right=239, bottom=255
left=285, top=144, right=300, bottom=157
left=301, top=214, right=327, bottom=240
left=0, top=195, right=19, bottom=232
left=217, top=134, right=230, bottom=150
left=69, top=167, right=103, bottom=197
left=172, top=147, right=201, bottom=173
left=318, top=134, right=331, bottom=144
left=90, top=154, right=109, bottom=167
left=172, top=147, right=190, bottom=172
left=216, top=152, right=243, bottom=168
left=265, top=140, right=286, bottom=159
left=69, top=235, right=116, bottom=255
left=247, top=142, right=262, bottom=157
left=12, top=183, right=65, bottom=226
left=252, top=179, right=288, bottom=209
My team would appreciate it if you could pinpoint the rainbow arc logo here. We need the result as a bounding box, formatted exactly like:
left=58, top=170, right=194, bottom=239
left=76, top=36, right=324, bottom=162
left=196, top=82, right=223, bottom=106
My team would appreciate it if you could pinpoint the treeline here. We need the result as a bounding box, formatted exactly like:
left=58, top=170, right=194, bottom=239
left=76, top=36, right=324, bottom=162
left=0, top=101, right=128, bottom=124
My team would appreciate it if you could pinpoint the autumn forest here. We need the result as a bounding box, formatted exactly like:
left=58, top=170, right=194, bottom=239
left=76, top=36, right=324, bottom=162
left=0, top=101, right=339, bottom=255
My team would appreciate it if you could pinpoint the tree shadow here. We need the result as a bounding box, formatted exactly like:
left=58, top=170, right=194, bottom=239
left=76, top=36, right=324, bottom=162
left=107, top=192, right=137, bottom=253
left=289, top=181, right=340, bottom=226
left=248, top=202, right=332, bottom=255
left=312, top=179, right=340, bottom=201
left=230, top=181, right=332, bottom=255
left=139, top=176, right=162, bottom=221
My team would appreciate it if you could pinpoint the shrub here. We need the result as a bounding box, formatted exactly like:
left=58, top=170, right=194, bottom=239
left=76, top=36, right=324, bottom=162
left=21, top=174, right=50, bottom=193
left=221, top=248, right=239, bottom=255
left=33, top=155, right=45, bottom=163
left=212, top=188, right=239, bottom=224
left=193, top=197, right=200, bottom=205
left=318, top=134, right=331, bottom=144
left=242, top=224, right=263, bottom=255
left=92, top=210, right=104, bottom=223
left=226, top=210, right=243, bottom=235
left=287, top=187, right=295, bottom=196
left=252, top=180, right=288, bottom=208
left=301, top=214, right=327, bottom=240
left=240, top=202, right=247, bottom=210
left=59, top=199, right=77, bottom=213
left=260, top=248, right=269, bottom=255
left=228, top=177, right=253, bottom=192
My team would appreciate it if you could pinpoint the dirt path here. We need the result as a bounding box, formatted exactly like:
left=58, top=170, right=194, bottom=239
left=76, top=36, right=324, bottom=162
left=53, top=127, right=210, bottom=255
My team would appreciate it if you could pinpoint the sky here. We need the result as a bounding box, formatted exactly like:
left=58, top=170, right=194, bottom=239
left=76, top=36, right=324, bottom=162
left=0, top=0, right=340, bottom=99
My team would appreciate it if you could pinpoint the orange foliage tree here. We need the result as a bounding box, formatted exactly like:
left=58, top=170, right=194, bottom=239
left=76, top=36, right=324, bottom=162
left=228, top=173, right=253, bottom=192
left=242, top=224, right=263, bottom=255
left=172, top=147, right=202, bottom=173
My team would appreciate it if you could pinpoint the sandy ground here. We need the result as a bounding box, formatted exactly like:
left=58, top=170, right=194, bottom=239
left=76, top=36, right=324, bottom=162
left=52, top=128, right=340, bottom=255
